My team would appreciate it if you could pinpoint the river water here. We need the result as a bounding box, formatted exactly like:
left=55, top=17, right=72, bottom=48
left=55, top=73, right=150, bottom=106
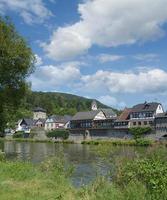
left=0, top=141, right=147, bottom=187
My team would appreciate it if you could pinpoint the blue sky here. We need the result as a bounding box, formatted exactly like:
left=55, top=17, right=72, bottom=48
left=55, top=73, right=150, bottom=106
left=1, top=0, right=167, bottom=110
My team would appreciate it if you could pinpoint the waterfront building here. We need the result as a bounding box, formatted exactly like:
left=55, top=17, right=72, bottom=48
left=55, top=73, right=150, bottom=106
left=70, top=109, right=117, bottom=130
left=33, top=107, right=47, bottom=120
left=16, top=118, right=34, bottom=133
left=114, top=108, right=131, bottom=129
left=129, top=102, right=164, bottom=128
left=45, top=115, right=72, bottom=131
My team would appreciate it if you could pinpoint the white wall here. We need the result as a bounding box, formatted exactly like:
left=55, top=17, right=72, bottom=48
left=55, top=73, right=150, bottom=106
left=94, top=111, right=106, bottom=120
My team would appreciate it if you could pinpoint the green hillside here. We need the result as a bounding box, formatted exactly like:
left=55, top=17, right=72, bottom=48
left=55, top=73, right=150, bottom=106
left=16, top=91, right=119, bottom=119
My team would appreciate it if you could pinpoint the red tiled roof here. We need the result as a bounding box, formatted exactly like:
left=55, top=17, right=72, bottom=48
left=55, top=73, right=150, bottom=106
left=117, top=108, right=132, bottom=121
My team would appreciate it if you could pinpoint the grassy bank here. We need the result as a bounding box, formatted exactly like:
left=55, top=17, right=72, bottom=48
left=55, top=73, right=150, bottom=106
left=81, top=138, right=155, bottom=146
left=0, top=146, right=167, bottom=199
left=0, top=137, right=74, bottom=144
left=1, top=137, right=167, bottom=146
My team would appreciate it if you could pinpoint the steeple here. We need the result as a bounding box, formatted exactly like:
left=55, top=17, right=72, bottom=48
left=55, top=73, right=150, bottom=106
left=91, top=100, right=97, bottom=111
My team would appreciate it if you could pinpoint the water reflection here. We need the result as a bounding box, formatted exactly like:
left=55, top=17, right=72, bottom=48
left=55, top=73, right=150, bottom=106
left=0, top=141, right=148, bottom=187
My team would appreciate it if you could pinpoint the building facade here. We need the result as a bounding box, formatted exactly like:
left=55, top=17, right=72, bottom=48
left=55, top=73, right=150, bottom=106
left=33, top=107, right=47, bottom=120
left=155, top=112, right=167, bottom=137
left=129, top=102, right=164, bottom=128
left=70, top=109, right=117, bottom=130
left=45, top=115, right=72, bottom=131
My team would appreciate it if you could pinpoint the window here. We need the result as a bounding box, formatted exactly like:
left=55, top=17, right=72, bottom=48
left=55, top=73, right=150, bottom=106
left=138, top=121, right=141, bottom=126
left=149, top=121, right=153, bottom=125
left=144, top=121, right=147, bottom=125
left=133, top=122, right=136, bottom=126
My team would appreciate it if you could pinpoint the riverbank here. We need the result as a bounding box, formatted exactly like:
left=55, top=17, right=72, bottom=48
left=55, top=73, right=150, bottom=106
left=0, top=145, right=167, bottom=200
left=1, top=137, right=167, bottom=146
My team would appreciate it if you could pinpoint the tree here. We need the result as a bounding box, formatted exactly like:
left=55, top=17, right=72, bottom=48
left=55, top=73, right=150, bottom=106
left=0, top=17, right=35, bottom=132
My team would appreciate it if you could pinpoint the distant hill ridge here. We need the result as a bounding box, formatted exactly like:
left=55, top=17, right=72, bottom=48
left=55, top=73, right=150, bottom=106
left=23, top=91, right=119, bottom=116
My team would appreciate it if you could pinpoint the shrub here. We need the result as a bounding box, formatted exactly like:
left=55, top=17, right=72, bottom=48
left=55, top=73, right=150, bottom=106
left=116, top=147, right=167, bottom=199
left=13, top=131, right=24, bottom=138
left=46, top=130, right=69, bottom=140
left=129, top=127, right=152, bottom=139
left=135, top=138, right=153, bottom=146
left=0, top=150, right=5, bottom=161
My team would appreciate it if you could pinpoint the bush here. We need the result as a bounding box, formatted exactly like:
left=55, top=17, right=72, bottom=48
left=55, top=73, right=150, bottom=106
left=13, top=131, right=24, bottom=138
left=46, top=130, right=69, bottom=140
left=116, top=147, right=167, bottom=199
left=135, top=138, right=153, bottom=146
left=0, top=150, right=5, bottom=161
left=129, top=127, right=152, bottom=139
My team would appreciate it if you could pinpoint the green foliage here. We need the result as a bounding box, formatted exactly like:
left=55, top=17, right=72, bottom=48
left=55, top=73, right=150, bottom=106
left=23, top=91, right=118, bottom=116
left=129, top=127, right=152, bottom=139
left=46, top=130, right=69, bottom=140
left=13, top=131, right=24, bottom=138
left=0, top=146, right=167, bottom=199
left=0, top=150, right=5, bottom=161
left=135, top=138, right=153, bottom=146
left=81, top=139, right=153, bottom=146
left=116, top=147, right=167, bottom=199
left=0, top=17, right=35, bottom=131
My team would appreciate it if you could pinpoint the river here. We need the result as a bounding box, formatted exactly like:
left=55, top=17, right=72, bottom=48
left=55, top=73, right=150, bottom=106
left=0, top=141, right=147, bottom=187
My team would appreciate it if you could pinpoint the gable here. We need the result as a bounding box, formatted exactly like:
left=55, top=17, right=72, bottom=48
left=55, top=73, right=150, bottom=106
left=94, top=111, right=106, bottom=120
left=156, top=104, right=164, bottom=114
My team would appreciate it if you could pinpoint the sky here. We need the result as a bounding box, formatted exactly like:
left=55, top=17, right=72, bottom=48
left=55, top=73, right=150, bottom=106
left=1, top=0, right=167, bottom=110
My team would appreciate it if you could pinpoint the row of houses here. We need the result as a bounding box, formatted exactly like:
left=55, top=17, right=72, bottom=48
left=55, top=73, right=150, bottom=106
left=70, top=101, right=164, bottom=129
left=15, top=101, right=167, bottom=139
left=16, top=107, right=72, bottom=133
left=69, top=101, right=167, bottom=139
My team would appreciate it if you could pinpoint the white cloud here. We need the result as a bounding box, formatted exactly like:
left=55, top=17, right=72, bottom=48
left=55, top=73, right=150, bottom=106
left=43, top=0, right=167, bottom=60
left=35, top=54, right=43, bottom=66
left=133, top=53, right=159, bottom=62
left=81, top=68, right=167, bottom=94
left=30, top=62, right=81, bottom=91
left=98, top=95, right=126, bottom=108
left=98, top=54, right=124, bottom=63
left=0, top=0, right=52, bottom=24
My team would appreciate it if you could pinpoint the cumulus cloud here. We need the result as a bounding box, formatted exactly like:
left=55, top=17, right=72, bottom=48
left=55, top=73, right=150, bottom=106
left=81, top=68, right=167, bottom=94
left=43, top=0, right=167, bottom=60
left=30, top=62, right=81, bottom=91
left=30, top=63, right=167, bottom=96
left=98, top=95, right=126, bottom=108
left=98, top=54, right=124, bottom=63
left=35, top=54, right=43, bottom=66
left=0, top=0, right=52, bottom=24
left=133, top=53, right=159, bottom=62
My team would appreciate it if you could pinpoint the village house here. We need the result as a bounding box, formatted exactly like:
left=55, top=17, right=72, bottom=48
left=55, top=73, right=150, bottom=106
left=70, top=101, right=117, bottom=130
left=15, top=107, right=47, bottom=133
left=45, top=115, right=72, bottom=131
left=33, top=107, right=47, bottom=120
left=114, top=108, right=131, bottom=129
left=16, top=118, right=34, bottom=133
left=129, top=102, right=164, bottom=128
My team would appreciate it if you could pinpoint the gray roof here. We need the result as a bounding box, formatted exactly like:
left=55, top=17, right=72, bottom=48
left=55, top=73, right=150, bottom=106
left=48, top=115, right=72, bottom=123
left=34, top=118, right=46, bottom=125
left=131, top=102, right=160, bottom=112
left=100, top=109, right=117, bottom=119
left=21, top=118, right=34, bottom=127
left=71, top=108, right=116, bottom=121
left=71, top=110, right=100, bottom=121
left=33, top=107, right=46, bottom=113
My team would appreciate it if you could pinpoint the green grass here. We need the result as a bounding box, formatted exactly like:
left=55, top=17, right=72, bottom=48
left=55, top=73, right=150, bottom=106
left=81, top=138, right=154, bottom=146
left=0, top=146, right=167, bottom=199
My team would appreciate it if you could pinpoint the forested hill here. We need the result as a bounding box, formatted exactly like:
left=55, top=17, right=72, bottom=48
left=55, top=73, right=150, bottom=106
left=20, top=91, right=119, bottom=117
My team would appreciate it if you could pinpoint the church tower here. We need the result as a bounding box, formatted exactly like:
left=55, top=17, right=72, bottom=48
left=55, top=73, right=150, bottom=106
left=91, top=100, right=98, bottom=111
